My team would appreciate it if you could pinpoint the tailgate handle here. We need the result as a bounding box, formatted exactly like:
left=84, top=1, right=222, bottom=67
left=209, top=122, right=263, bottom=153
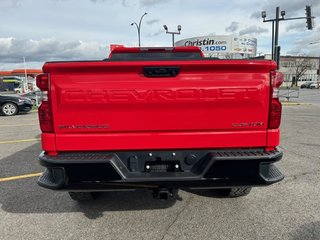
left=144, top=67, right=180, bottom=78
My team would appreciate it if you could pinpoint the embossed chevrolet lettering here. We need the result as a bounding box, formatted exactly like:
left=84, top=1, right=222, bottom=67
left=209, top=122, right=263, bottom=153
left=62, top=88, right=258, bottom=104
left=58, top=125, right=109, bottom=129
left=232, top=122, right=264, bottom=127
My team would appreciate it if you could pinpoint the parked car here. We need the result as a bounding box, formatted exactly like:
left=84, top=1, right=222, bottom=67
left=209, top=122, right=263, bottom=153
left=20, top=91, right=41, bottom=105
left=309, top=82, right=319, bottom=89
left=300, top=81, right=314, bottom=88
left=0, top=94, right=33, bottom=116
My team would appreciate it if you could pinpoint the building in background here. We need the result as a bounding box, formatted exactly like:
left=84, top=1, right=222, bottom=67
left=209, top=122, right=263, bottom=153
left=0, top=69, right=42, bottom=92
left=175, top=35, right=257, bottom=59
left=280, top=56, right=319, bottom=87
left=263, top=55, right=320, bottom=87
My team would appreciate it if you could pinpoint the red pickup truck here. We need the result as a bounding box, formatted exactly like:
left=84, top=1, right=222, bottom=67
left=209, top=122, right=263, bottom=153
left=37, top=46, right=284, bottom=201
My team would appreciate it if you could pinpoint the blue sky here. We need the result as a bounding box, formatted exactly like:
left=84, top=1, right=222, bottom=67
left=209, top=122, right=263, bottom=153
left=0, top=0, right=319, bottom=70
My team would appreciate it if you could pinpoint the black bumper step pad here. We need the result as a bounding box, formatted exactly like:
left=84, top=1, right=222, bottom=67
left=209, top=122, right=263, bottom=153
left=37, top=148, right=284, bottom=190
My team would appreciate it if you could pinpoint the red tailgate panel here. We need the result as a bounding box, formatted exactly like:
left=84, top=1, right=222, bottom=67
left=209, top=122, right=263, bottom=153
left=44, top=60, right=273, bottom=151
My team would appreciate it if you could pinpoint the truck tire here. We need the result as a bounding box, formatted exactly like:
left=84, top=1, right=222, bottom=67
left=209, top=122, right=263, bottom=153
left=2, top=103, right=18, bottom=116
left=216, top=187, right=252, bottom=198
left=68, top=192, right=95, bottom=201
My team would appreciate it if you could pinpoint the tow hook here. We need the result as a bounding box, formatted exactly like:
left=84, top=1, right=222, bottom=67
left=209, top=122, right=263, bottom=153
left=152, top=188, right=177, bottom=200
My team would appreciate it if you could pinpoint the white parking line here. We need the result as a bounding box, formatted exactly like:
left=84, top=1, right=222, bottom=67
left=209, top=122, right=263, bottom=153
left=0, top=138, right=40, bottom=144
left=0, top=124, right=38, bottom=127
left=0, top=172, right=42, bottom=182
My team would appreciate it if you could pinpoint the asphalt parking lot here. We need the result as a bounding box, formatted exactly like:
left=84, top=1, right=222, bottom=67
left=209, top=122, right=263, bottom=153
left=0, top=91, right=320, bottom=240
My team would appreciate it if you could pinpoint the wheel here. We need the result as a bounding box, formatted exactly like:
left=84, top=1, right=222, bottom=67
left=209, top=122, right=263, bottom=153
left=68, top=192, right=96, bottom=201
left=216, top=187, right=252, bottom=198
left=2, top=103, right=18, bottom=116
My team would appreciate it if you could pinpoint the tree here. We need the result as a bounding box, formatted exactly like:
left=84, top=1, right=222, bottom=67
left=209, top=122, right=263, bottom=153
left=291, top=58, right=312, bottom=87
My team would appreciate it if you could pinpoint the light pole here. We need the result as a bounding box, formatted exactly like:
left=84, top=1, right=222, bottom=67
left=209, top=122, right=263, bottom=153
left=261, top=7, right=285, bottom=69
left=23, top=57, right=28, bottom=93
left=131, top=12, right=148, bottom=47
left=262, top=6, right=315, bottom=69
left=163, top=25, right=181, bottom=47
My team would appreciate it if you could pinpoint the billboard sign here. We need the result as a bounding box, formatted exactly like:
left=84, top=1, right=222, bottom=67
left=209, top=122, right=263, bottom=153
left=232, top=37, right=257, bottom=55
left=175, top=36, right=231, bottom=54
left=175, top=35, right=257, bottom=56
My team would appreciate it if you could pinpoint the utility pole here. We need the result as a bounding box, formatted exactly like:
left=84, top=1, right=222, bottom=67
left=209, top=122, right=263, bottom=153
left=262, top=6, right=315, bottom=69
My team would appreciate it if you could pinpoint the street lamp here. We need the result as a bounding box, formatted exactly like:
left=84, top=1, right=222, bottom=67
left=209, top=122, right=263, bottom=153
left=262, top=7, right=282, bottom=68
left=131, top=12, right=148, bottom=47
left=262, top=6, right=315, bottom=69
left=163, top=25, right=181, bottom=47
left=23, top=57, right=28, bottom=93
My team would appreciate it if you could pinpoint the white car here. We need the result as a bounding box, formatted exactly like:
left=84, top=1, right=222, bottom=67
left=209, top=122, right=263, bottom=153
left=309, top=82, right=319, bottom=89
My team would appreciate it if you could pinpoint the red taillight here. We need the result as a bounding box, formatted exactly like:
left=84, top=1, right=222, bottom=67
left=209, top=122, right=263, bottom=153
left=269, top=99, right=282, bottom=129
left=269, top=71, right=283, bottom=129
left=36, top=73, right=53, bottom=133
left=272, top=71, right=283, bottom=88
left=271, top=71, right=283, bottom=98
left=38, top=101, right=53, bottom=132
left=36, top=74, right=49, bottom=91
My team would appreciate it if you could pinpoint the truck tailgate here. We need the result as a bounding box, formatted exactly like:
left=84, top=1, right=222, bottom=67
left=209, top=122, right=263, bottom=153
left=44, top=60, right=274, bottom=151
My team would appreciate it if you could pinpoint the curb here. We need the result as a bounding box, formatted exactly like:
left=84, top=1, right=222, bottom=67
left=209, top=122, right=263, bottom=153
left=281, top=102, right=309, bottom=106
left=281, top=102, right=300, bottom=106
